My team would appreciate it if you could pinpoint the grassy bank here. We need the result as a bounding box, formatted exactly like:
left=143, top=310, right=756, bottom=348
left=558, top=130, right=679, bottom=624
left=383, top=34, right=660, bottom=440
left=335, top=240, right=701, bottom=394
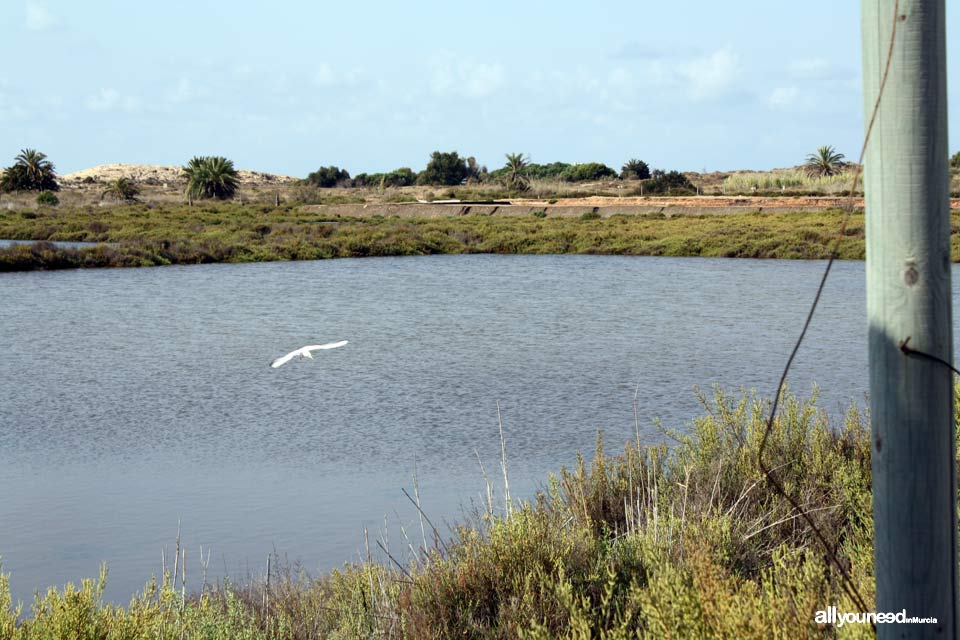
left=1, top=388, right=884, bottom=638
left=0, top=203, right=881, bottom=271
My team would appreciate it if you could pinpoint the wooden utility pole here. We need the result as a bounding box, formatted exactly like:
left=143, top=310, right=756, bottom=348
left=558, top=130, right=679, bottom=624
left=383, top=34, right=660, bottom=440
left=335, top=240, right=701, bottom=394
left=862, top=1, right=955, bottom=635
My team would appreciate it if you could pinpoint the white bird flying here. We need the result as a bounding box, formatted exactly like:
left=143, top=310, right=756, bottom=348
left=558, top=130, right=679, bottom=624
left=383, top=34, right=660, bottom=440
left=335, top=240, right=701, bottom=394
left=270, top=340, right=348, bottom=368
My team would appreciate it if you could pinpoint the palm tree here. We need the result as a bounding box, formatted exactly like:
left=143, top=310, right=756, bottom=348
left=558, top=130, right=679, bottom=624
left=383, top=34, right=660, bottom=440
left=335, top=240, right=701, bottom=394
left=621, top=158, right=650, bottom=180
left=0, top=165, right=28, bottom=193
left=101, top=177, right=140, bottom=202
left=804, top=145, right=846, bottom=177
left=0, top=149, right=58, bottom=192
left=503, top=153, right=530, bottom=192
left=17, top=149, right=57, bottom=187
left=182, top=156, right=240, bottom=200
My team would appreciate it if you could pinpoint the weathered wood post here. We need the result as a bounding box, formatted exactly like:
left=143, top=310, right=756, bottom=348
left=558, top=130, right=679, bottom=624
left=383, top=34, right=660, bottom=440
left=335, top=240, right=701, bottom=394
left=862, top=0, right=956, bottom=634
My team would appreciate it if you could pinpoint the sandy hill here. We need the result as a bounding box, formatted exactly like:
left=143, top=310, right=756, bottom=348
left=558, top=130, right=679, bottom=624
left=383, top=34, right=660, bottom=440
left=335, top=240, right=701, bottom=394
left=61, top=163, right=298, bottom=185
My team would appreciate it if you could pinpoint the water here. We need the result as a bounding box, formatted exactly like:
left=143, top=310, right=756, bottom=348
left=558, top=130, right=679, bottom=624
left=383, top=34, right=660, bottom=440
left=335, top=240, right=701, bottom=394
left=0, top=239, right=111, bottom=248
left=0, top=254, right=905, bottom=603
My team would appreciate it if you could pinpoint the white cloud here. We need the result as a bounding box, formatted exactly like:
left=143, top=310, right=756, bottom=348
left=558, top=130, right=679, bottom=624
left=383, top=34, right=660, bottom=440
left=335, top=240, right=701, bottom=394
left=607, top=67, right=632, bottom=86
left=314, top=63, right=336, bottom=86
left=84, top=88, right=140, bottom=112
left=84, top=88, right=118, bottom=111
left=767, top=86, right=801, bottom=108
left=461, top=63, right=503, bottom=98
left=166, top=78, right=198, bottom=104
left=678, top=47, right=740, bottom=100
left=24, top=1, right=54, bottom=30
left=789, top=58, right=830, bottom=78
left=0, top=92, right=29, bottom=122
left=430, top=57, right=504, bottom=99
left=616, top=46, right=741, bottom=103
left=309, top=63, right=365, bottom=89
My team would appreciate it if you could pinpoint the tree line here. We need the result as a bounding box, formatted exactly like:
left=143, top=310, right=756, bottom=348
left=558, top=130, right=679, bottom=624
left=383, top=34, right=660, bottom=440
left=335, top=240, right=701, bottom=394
left=305, top=151, right=659, bottom=190
left=1, top=144, right=932, bottom=204
left=0, top=149, right=674, bottom=202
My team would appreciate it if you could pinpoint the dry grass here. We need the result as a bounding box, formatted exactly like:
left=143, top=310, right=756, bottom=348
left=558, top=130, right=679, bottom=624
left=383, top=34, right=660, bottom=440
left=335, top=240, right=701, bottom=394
left=0, top=164, right=888, bottom=213
left=0, top=387, right=885, bottom=638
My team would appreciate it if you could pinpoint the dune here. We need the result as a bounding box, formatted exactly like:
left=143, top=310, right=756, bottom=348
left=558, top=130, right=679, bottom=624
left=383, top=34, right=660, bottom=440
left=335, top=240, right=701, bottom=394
left=61, top=163, right=297, bottom=185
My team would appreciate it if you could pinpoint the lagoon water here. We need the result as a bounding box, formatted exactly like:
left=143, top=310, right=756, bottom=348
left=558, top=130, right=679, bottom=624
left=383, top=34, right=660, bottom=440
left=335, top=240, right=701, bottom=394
left=0, top=254, right=920, bottom=603
left=0, top=239, right=110, bottom=249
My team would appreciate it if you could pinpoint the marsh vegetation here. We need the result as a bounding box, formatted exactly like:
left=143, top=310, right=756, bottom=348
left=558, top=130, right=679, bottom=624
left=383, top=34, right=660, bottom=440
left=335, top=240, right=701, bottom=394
left=0, top=388, right=884, bottom=638
left=0, top=203, right=881, bottom=271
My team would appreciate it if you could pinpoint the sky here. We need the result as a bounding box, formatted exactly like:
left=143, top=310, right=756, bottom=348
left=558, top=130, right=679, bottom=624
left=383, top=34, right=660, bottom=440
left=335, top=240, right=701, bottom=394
left=1, top=1, right=957, bottom=177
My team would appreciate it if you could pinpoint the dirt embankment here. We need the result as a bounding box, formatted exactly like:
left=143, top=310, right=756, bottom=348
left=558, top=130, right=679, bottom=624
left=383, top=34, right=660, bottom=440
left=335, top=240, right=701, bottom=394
left=539, top=195, right=861, bottom=208
left=300, top=195, right=960, bottom=218
left=299, top=196, right=871, bottom=219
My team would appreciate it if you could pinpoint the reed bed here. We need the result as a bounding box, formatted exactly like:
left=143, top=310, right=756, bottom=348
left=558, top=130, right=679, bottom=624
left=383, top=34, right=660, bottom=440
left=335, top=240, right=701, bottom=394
left=0, top=204, right=881, bottom=271
left=722, top=170, right=856, bottom=195
left=0, top=387, right=886, bottom=638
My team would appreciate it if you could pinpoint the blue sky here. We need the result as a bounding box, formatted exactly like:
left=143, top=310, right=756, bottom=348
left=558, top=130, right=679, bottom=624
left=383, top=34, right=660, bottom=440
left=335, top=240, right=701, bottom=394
left=1, top=1, right=957, bottom=176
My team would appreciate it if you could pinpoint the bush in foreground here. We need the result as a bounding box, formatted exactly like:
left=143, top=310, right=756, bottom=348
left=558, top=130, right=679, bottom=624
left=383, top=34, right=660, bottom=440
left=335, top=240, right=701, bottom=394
left=0, top=387, right=882, bottom=638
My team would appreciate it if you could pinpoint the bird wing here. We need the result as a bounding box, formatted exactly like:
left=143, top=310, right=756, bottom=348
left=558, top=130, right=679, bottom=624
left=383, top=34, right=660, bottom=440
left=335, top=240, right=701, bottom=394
left=270, top=350, right=299, bottom=368
left=301, top=340, right=348, bottom=354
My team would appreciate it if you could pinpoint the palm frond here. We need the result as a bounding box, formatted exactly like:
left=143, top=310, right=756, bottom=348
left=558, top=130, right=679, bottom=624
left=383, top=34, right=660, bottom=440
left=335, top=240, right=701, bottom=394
left=182, top=155, right=239, bottom=200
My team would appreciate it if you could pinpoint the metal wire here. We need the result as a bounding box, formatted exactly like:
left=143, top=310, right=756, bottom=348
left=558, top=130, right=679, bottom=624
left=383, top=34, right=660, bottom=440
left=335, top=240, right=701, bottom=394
left=757, top=0, right=901, bottom=619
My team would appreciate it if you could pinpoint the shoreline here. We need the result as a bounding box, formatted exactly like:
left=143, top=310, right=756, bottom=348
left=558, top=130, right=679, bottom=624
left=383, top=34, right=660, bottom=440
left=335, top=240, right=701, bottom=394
left=0, top=202, right=888, bottom=271
left=0, top=388, right=877, bottom=637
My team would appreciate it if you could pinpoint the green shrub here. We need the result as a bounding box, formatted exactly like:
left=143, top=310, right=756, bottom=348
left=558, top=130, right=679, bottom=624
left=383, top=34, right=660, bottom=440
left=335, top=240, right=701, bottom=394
left=562, top=162, right=618, bottom=182
left=466, top=156, right=487, bottom=182
left=36, top=190, right=59, bottom=206
left=350, top=172, right=378, bottom=187
left=0, top=387, right=895, bottom=638
left=532, top=209, right=547, bottom=218
left=387, top=167, right=418, bottom=187
left=418, top=151, right=468, bottom=186
left=644, top=170, right=696, bottom=195
left=289, top=185, right=364, bottom=205
left=304, top=165, right=351, bottom=188
left=398, top=387, right=875, bottom=637
left=580, top=210, right=601, bottom=220
left=354, top=167, right=418, bottom=188
left=490, top=162, right=573, bottom=181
